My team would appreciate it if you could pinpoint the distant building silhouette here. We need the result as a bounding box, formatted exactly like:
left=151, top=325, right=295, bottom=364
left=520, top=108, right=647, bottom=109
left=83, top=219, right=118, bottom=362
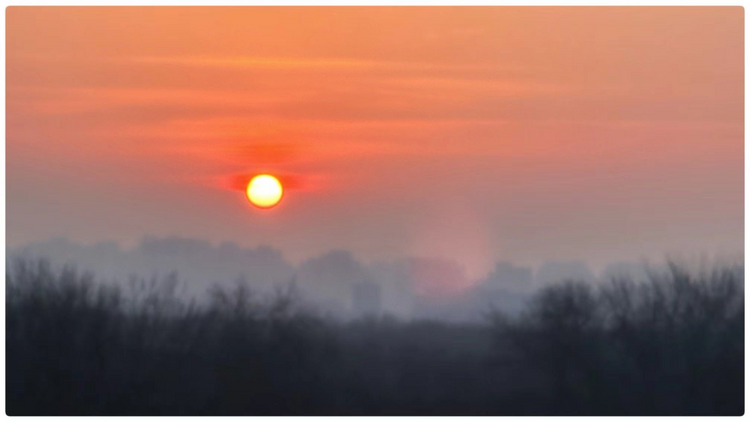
left=484, top=261, right=534, bottom=292
left=351, top=280, right=382, bottom=317
left=536, top=260, right=596, bottom=285
left=296, top=250, right=370, bottom=318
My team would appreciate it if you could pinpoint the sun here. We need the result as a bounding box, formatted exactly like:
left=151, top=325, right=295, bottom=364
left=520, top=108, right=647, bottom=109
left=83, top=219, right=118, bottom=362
left=246, top=174, right=283, bottom=209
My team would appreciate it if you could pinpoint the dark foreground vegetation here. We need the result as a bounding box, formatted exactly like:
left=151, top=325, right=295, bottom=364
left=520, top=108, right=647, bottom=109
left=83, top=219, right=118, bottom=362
left=6, top=259, right=744, bottom=415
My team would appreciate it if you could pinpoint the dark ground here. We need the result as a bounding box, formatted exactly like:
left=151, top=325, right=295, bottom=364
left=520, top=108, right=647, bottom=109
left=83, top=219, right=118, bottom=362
left=6, top=259, right=744, bottom=415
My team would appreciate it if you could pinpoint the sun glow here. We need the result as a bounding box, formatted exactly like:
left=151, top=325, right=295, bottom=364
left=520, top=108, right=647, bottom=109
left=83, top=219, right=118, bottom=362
left=246, top=174, right=283, bottom=209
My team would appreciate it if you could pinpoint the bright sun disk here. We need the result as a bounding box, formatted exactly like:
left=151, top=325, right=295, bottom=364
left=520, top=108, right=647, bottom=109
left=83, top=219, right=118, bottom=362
left=246, top=174, right=283, bottom=209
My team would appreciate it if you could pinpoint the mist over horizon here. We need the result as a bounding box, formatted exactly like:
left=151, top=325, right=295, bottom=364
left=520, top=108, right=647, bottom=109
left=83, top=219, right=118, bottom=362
left=9, top=235, right=741, bottom=322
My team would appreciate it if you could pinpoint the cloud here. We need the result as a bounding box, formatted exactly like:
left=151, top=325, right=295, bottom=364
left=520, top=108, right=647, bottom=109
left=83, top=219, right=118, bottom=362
left=119, top=55, right=513, bottom=73
left=218, top=171, right=318, bottom=193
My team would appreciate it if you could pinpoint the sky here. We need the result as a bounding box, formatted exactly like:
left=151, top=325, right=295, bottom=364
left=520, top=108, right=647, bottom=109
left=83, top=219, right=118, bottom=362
left=6, top=7, right=744, bottom=278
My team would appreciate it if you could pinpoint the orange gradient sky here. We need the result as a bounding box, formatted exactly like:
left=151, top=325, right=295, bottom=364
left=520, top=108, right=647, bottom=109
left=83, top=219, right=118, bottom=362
left=7, top=7, right=744, bottom=276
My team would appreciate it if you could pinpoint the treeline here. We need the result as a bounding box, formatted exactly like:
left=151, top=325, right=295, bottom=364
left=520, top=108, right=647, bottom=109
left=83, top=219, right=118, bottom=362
left=6, top=259, right=744, bottom=415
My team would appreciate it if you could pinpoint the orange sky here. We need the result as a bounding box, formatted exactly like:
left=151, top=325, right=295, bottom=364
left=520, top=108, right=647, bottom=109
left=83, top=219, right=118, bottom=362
left=6, top=7, right=744, bottom=276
